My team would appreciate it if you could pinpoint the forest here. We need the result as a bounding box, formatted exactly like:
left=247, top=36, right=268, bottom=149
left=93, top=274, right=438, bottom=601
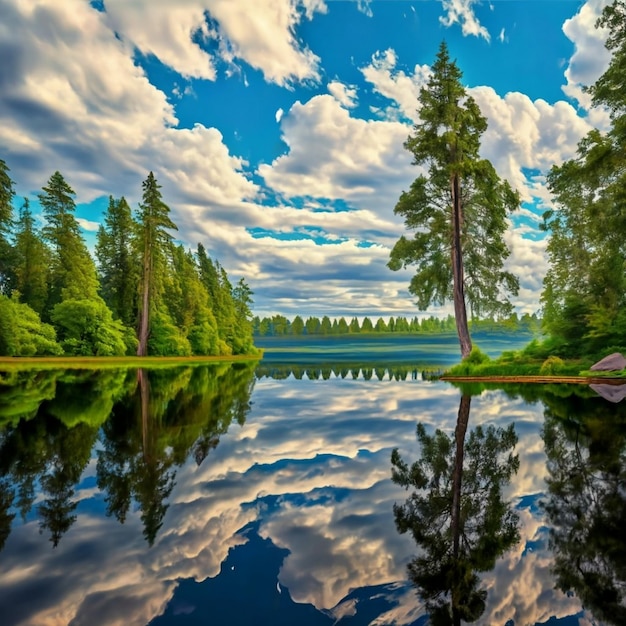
left=0, top=166, right=257, bottom=357
left=252, top=312, right=540, bottom=336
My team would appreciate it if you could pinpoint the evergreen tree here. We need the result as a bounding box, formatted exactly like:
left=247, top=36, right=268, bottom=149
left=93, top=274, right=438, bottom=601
left=0, top=158, right=15, bottom=295
left=232, top=277, right=256, bottom=354
left=39, top=171, right=99, bottom=310
left=320, top=315, right=332, bottom=335
left=291, top=315, right=305, bottom=335
left=96, top=196, right=138, bottom=327
left=13, top=198, right=50, bottom=314
left=305, top=316, right=321, bottom=335
left=375, top=317, right=388, bottom=332
left=196, top=244, right=235, bottom=354
left=388, top=42, right=519, bottom=358
left=165, top=245, right=219, bottom=355
left=136, top=172, right=177, bottom=356
left=337, top=317, right=349, bottom=334
left=542, top=2, right=626, bottom=354
left=361, top=316, right=374, bottom=332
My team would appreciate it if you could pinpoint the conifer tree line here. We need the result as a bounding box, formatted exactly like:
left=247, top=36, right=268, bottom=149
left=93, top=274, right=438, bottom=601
left=0, top=163, right=257, bottom=357
left=253, top=312, right=540, bottom=337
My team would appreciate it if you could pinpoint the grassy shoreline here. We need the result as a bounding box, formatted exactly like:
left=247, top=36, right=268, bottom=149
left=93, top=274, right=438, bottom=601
left=0, top=353, right=263, bottom=371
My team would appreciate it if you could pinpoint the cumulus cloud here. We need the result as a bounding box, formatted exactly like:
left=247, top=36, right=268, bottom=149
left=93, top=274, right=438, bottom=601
left=470, top=87, right=595, bottom=200
left=439, top=0, right=490, bottom=41
left=258, top=95, right=414, bottom=212
left=103, top=0, right=326, bottom=86
left=0, top=0, right=260, bottom=253
left=327, top=80, right=358, bottom=108
left=360, top=49, right=431, bottom=122
left=561, top=0, right=611, bottom=112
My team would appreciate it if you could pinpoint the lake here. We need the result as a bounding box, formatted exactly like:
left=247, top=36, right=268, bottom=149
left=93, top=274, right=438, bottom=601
left=0, top=336, right=625, bottom=625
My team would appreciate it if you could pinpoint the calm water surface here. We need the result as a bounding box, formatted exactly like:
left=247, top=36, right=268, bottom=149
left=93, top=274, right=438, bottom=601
left=0, top=359, right=625, bottom=625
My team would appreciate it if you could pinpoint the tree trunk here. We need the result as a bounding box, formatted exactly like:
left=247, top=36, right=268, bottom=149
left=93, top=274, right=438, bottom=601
left=450, top=173, right=472, bottom=359
left=137, top=239, right=151, bottom=356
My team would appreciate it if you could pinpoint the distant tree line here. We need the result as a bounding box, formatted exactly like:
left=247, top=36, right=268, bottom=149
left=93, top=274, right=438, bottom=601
left=0, top=160, right=257, bottom=357
left=252, top=312, right=540, bottom=337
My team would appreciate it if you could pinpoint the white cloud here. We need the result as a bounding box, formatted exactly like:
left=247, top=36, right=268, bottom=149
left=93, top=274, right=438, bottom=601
left=561, top=0, right=611, bottom=116
left=275, top=107, right=284, bottom=123
left=104, top=0, right=216, bottom=80
left=439, top=0, right=490, bottom=41
left=356, top=0, right=373, bottom=18
left=498, top=27, right=506, bottom=43
left=258, top=95, right=414, bottom=212
left=470, top=87, right=595, bottom=200
left=102, top=0, right=326, bottom=87
left=76, top=217, right=100, bottom=232
left=360, top=49, right=431, bottom=122
left=358, top=49, right=596, bottom=201
left=327, top=80, right=358, bottom=108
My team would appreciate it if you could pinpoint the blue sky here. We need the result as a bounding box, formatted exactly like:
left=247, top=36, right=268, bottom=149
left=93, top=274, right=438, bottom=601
left=0, top=0, right=614, bottom=319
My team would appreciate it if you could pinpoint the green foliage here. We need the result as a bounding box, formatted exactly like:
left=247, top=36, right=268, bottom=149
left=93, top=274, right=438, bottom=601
left=539, top=356, right=566, bottom=375
left=542, top=5, right=626, bottom=357
left=96, top=196, right=138, bottom=327
left=51, top=298, right=129, bottom=356
left=447, top=346, right=490, bottom=375
left=40, top=171, right=100, bottom=309
left=0, top=160, right=257, bottom=358
left=147, top=310, right=192, bottom=356
left=13, top=199, right=50, bottom=314
left=465, top=345, right=490, bottom=365
left=0, top=294, right=62, bottom=356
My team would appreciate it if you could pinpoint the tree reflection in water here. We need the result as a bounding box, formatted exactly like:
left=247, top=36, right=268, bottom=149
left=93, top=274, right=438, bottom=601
left=542, top=392, right=626, bottom=625
left=391, top=393, right=520, bottom=624
left=0, top=362, right=256, bottom=550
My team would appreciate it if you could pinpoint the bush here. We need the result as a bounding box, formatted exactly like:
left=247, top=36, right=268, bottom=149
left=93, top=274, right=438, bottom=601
left=465, top=345, right=490, bottom=365
left=539, top=356, right=565, bottom=375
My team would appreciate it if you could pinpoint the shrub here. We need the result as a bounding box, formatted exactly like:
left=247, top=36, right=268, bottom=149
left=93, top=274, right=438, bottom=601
left=539, top=356, right=565, bottom=375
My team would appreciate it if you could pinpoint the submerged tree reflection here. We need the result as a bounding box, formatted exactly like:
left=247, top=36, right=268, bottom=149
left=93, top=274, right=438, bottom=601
left=542, top=394, right=626, bottom=624
left=391, top=393, right=520, bottom=624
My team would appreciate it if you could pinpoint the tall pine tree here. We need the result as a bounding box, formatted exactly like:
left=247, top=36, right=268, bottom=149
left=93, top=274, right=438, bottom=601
left=136, top=172, right=177, bottom=356
left=39, top=171, right=99, bottom=310
left=0, top=158, right=15, bottom=295
left=13, top=198, right=50, bottom=314
left=96, top=196, right=138, bottom=327
left=388, top=42, right=519, bottom=358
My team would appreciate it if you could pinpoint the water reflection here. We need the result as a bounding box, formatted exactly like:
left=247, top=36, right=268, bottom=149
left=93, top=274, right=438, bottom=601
left=541, top=392, right=626, bottom=625
left=255, top=362, right=440, bottom=381
left=0, top=364, right=624, bottom=625
left=0, top=363, right=256, bottom=549
left=391, top=393, right=520, bottom=624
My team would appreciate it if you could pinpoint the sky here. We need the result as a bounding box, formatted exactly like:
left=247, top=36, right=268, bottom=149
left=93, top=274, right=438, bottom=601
left=0, top=0, right=615, bottom=320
